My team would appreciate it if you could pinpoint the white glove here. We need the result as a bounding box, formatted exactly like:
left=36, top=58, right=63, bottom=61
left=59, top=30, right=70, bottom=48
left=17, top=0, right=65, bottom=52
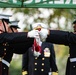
left=33, top=50, right=41, bottom=57
left=48, top=72, right=52, bottom=75
left=39, top=28, right=49, bottom=41
left=27, top=30, right=39, bottom=38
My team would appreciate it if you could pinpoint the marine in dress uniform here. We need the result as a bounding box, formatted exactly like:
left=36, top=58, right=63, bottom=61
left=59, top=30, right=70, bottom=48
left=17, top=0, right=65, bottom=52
left=8, top=20, right=20, bottom=33
left=0, top=14, right=38, bottom=75
left=22, top=23, right=58, bottom=75
left=65, top=20, right=76, bottom=75
left=22, top=42, right=58, bottom=75
left=2, top=20, right=21, bottom=75
left=38, top=24, right=76, bottom=75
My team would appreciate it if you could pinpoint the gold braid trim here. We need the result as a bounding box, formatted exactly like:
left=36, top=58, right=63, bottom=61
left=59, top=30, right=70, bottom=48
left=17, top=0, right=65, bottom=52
left=52, top=72, right=58, bottom=75
left=22, top=71, right=28, bottom=75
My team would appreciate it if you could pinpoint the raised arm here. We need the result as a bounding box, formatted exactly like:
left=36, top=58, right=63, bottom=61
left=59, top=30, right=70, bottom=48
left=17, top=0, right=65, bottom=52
left=40, top=29, right=76, bottom=45
left=0, top=29, right=39, bottom=44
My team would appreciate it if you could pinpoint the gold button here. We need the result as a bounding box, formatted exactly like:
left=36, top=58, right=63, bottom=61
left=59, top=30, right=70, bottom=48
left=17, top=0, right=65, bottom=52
left=35, top=63, right=37, bottom=65
left=42, top=63, right=44, bottom=66
left=42, top=58, right=45, bottom=60
left=5, top=43, right=7, bottom=46
left=4, top=48, right=6, bottom=51
left=3, top=43, right=7, bottom=46
left=34, top=68, right=37, bottom=70
left=41, top=69, right=44, bottom=71
left=4, top=53, right=6, bottom=55
left=73, top=66, right=75, bottom=68
left=35, top=57, right=37, bottom=59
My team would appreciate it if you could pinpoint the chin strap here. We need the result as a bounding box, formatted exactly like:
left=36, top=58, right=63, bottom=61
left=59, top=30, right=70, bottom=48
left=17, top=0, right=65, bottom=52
left=10, top=27, right=14, bottom=32
left=0, top=29, right=5, bottom=33
left=2, top=19, right=7, bottom=32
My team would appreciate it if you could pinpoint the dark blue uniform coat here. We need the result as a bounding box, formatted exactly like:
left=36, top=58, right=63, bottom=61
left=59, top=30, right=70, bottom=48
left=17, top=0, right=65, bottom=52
left=0, top=32, right=34, bottom=75
left=22, top=42, right=58, bottom=75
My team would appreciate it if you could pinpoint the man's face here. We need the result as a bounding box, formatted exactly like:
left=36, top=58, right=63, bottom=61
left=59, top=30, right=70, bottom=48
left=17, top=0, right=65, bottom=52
left=8, top=27, right=12, bottom=33
left=12, top=28, right=18, bottom=32
left=73, top=23, right=76, bottom=32
left=0, top=20, right=9, bottom=33
left=8, top=27, right=18, bottom=33
left=0, top=20, right=4, bottom=33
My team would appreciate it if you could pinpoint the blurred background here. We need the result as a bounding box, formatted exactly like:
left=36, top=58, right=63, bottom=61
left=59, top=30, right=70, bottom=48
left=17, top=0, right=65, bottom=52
left=0, top=8, right=76, bottom=75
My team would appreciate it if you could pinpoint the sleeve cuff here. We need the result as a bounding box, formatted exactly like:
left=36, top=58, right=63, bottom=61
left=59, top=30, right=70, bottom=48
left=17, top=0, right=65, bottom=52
left=52, top=72, right=58, bottom=75
left=22, top=71, right=28, bottom=75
